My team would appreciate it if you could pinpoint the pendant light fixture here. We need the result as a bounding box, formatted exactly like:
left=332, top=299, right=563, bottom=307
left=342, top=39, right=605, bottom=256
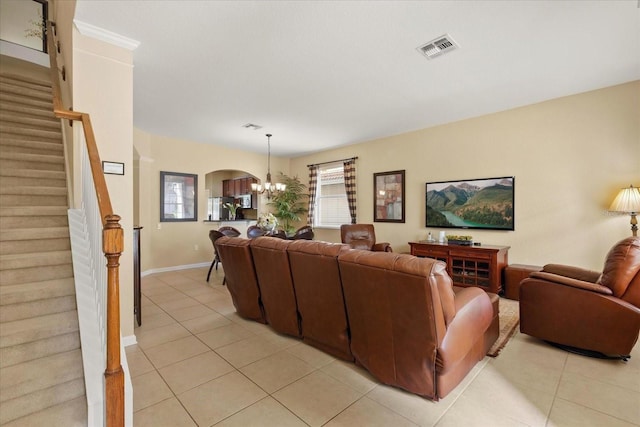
left=251, top=133, right=285, bottom=199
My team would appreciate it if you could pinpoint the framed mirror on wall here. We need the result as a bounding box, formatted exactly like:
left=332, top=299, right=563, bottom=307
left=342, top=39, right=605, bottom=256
left=374, top=170, right=405, bottom=223
left=160, top=171, right=198, bottom=222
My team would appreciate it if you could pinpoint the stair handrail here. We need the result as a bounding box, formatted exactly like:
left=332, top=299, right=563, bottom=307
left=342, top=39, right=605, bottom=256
left=46, top=21, right=124, bottom=427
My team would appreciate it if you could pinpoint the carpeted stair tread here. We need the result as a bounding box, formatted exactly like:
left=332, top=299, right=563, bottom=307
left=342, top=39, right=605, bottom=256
left=0, top=310, right=79, bottom=348
left=0, top=263, right=73, bottom=286
left=0, top=150, right=63, bottom=164
left=0, top=332, right=80, bottom=369
left=0, top=130, right=62, bottom=143
left=0, top=238, right=71, bottom=256
left=0, top=101, right=56, bottom=119
left=0, top=377, right=85, bottom=425
left=0, top=169, right=65, bottom=181
left=0, top=160, right=65, bottom=173
left=0, top=92, right=52, bottom=111
left=0, top=125, right=61, bottom=141
left=0, top=214, right=68, bottom=230
left=0, top=175, right=66, bottom=189
left=0, top=226, right=69, bottom=241
left=0, top=74, right=52, bottom=91
left=0, top=195, right=67, bottom=207
left=0, top=250, right=72, bottom=271
left=0, top=111, right=60, bottom=130
left=0, top=349, right=83, bottom=402
left=0, top=295, right=77, bottom=323
left=0, top=185, right=67, bottom=196
left=0, top=138, right=63, bottom=155
left=0, top=206, right=68, bottom=216
left=0, top=83, right=53, bottom=102
left=2, top=395, right=87, bottom=427
left=0, top=278, right=75, bottom=306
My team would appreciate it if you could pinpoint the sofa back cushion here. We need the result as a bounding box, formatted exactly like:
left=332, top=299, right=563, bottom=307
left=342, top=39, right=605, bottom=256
left=599, top=236, right=640, bottom=306
left=249, top=237, right=301, bottom=337
left=338, top=250, right=451, bottom=400
left=214, top=236, right=266, bottom=323
left=287, top=240, right=353, bottom=361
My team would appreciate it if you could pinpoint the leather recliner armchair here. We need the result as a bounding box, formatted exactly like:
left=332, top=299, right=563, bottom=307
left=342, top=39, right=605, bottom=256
left=340, top=224, right=392, bottom=252
left=519, top=236, right=640, bottom=359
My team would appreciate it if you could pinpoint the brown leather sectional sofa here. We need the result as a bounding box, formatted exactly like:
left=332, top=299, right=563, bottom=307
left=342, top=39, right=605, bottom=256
left=215, top=236, right=498, bottom=400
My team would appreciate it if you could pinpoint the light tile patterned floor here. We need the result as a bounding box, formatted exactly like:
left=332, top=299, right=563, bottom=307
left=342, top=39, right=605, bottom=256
left=128, top=267, right=640, bottom=427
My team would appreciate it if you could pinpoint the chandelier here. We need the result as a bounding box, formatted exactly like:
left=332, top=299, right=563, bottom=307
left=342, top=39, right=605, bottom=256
left=251, top=133, right=286, bottom=199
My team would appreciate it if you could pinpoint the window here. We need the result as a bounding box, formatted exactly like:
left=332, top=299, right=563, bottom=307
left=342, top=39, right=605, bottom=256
left=313, top=162, right=351, bottom=228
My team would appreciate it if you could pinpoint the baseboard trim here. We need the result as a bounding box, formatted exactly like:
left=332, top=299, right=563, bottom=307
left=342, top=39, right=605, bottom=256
left=141, top=262, right=210, bottom=277
left=122, top=334, right=137, bottom=347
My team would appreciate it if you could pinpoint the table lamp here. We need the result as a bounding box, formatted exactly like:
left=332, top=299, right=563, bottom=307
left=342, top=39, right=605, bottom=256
left=609, top=185, right=640, bottom=236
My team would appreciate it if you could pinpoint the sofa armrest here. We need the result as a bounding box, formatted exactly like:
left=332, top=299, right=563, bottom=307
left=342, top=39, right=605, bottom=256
left=542, top=264, right=601, bottom=283
left=372, top=242, right=393, bottom=252
left=529, top=272, right=612, bottom=296
left=437, top=287, right=492, bottom=374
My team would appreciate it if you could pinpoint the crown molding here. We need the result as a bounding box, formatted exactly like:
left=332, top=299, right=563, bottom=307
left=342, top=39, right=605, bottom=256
left=73, top=20, right=140, bottom=51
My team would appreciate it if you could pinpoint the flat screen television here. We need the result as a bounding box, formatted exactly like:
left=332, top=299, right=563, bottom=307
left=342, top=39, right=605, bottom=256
left=425, top=176, right=514, bottom=230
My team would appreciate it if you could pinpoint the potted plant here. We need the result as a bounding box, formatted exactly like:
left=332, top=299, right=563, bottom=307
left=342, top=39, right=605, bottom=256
left=268, top=173, right=308, bottom=236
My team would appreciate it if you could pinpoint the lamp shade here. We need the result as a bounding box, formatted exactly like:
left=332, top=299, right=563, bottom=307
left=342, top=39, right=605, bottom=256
left=609, top=185, right=640, bottom=213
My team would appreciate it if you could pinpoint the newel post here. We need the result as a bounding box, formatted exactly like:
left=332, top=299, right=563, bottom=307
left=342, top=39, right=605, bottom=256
left=103, top=214, right=124, bottom=427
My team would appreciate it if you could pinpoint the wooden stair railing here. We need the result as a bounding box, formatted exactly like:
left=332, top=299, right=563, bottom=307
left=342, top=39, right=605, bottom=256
left=46, top=21, right=124, bottom=427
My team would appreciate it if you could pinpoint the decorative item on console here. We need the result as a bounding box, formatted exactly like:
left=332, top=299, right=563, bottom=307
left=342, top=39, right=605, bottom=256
left=446, top=235, right=474, bottom=246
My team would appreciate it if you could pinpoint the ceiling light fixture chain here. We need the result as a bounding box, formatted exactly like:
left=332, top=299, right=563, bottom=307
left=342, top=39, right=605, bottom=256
left=251, top=133, right=286, bottom=199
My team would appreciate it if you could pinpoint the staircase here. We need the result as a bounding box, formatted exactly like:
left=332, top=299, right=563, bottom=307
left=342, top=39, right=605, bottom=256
left=0, top=73, right=87, bottom=425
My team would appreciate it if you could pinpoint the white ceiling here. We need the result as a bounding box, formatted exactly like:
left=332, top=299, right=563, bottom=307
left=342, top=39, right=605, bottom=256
left=74, top=0, right=640, bottom=157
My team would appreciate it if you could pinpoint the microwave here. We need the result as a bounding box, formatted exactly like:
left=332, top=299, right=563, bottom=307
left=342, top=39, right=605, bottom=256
left=239, top=194, right=254, bottom=208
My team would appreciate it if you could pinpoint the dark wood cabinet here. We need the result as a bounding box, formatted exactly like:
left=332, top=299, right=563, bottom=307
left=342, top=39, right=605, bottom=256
left=222, top=179, right=231, bottom=197
left=222, top=177, right=258, bottom=197
left=409, top=241, right=509, bottom=294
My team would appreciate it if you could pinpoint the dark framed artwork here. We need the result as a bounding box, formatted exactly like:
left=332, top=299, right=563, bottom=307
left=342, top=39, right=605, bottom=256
left=374, top=170, right=405, bottom=223
left=160, top=171, right=198, bottom=222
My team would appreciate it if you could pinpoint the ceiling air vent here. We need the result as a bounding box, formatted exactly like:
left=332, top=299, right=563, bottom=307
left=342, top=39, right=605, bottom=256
left=417, top=34, right=459, bottom=60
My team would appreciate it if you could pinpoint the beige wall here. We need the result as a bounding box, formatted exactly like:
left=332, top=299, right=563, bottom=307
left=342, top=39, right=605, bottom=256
left=136, top=81, right=638, bottom=273
left=291, top=81, right=640, bottom=270
left=133, top=129, right=289, bottom=272
left=73, top=28, right=135, bottom=335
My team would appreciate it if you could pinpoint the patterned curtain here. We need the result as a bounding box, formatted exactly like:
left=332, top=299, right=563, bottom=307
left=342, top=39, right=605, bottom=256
left=343, top=159, right=357, bottom=224
left=307, top=165, right=318, bottom=225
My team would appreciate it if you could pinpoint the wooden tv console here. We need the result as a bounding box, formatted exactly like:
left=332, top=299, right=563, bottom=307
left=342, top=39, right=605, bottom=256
left=409, top=241, right=510, bottom=294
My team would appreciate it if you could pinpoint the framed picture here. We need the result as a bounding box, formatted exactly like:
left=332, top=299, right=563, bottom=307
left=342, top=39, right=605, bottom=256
left=102, top=161, right=124, bottom=175
left=160, top=171, right=198, bottom=222
left=374, top=170, right=405, bottom=223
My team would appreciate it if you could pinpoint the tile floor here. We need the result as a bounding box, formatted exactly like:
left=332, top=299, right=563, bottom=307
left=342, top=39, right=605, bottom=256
left=128, top=267, right=640, bottom=427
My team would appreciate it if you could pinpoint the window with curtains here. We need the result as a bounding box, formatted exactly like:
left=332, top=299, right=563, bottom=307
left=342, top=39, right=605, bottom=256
left=312, top=162, right=352, bottom=228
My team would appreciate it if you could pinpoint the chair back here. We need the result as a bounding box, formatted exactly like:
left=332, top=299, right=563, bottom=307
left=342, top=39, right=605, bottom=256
left=293, top=226, right=314, bottom=240
left=340, top=224, right=375, bottom=250
left=247, top=225, right=266, bottom=239
left=599, top=236, right=640, bottom=307
left=209, top=229, right=225, bottom=248
left=219, top=226, right=241, bottom=237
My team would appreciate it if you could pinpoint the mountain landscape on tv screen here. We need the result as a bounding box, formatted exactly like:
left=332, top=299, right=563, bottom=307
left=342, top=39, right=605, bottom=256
left=426, top=179, right=514, bottom=229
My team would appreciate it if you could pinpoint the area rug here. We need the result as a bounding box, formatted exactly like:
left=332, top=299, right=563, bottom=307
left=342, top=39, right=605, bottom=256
left=487, top=298, right=520, bottom=357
